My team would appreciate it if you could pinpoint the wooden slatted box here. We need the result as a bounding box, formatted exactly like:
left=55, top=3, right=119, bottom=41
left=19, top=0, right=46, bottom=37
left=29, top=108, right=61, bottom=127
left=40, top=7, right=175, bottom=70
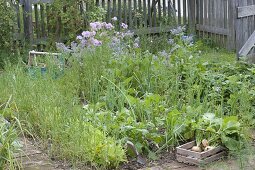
left=176, top=141, right=227, bottom=165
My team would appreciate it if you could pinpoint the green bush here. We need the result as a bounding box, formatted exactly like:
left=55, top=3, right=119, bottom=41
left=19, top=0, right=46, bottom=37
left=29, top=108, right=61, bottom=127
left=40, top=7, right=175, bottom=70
left=0, top=0, right=16, bottom=49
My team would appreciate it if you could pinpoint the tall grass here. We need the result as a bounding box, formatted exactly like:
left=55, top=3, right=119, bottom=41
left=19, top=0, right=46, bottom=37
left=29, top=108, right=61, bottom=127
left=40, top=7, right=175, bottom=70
left=0, top=33, right=254, bottom=169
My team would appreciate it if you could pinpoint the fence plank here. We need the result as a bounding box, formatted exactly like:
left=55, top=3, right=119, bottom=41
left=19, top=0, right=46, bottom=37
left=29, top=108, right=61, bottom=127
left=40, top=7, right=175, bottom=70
left=239, top=31, right=255, bottom=56
left=163, top=0, right=166, bottom=20
left=107, top=0, right=111, bottom=22
left=143, top=0, right=147, bottom=27
left=188, top=0, right=196, bottom=33
left=40, top=4, right=46, bottom=37
left=158, top=0, right=161, bottom=22
left=196, top=24, right=228, bottom=35
left=203, top=0, right=208, bottom=38
left=34, top=4, right=40, bottom=39
left=238, top=5, right=255, bottom=18
left=113, top=0, right=117, bottom=18
left=118, top=0, right=122, bottom=27
left=124, top=0, right=128, bottom=24
left=138, top=0, right=142, bottom=28
left=183, top=0, right=187, bottom=25
left=177, top=0, right=181, bottom=24
left=134, top=0, right=138, bottom=28
left=228, top=0, right=237, bottom=50
left=148, top=0, right=152, bottom=27
left=152, top=0, right=157, bottom=27
left=16, top=4, right=21, bottom=33
left=24, top=0, right=33, bottom=42
left=128, top=0, right=133, bottom=28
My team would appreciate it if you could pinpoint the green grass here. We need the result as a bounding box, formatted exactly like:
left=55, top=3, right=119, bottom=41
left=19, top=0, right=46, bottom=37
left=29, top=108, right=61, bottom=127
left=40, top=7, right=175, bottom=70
left=0, top=30, right=254, bottom=169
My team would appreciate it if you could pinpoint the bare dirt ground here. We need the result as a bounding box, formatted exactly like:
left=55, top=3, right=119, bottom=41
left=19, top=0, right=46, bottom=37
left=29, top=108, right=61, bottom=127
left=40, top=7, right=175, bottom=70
left=15, top=134, right=255, bottom=170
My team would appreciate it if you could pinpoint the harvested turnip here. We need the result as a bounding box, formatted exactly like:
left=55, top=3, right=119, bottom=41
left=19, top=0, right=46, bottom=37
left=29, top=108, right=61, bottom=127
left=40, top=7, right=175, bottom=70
left=202, top=139, right=209, bottom=147
left=191, top=146, right=202, bottom=152
left=204, top=146, right=215, bottom=151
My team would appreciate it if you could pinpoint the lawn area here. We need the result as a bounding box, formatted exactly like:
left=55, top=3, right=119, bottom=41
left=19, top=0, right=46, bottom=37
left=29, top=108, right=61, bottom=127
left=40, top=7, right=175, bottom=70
left=0, top=23, right=254, bottom=170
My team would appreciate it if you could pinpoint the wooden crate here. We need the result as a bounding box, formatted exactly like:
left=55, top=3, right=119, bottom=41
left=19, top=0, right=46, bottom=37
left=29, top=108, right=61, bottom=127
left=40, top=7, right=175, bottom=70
left=176, top=141, right=226, bottom=165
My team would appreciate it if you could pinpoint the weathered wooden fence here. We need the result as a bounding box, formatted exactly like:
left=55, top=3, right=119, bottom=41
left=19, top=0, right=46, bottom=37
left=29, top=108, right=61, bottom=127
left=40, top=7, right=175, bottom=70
left=13, top=0, right=255, bottom=56
left=236, top=0, right=255, bottom=57
left=14, top=0, right=188, bottom=45
left=189, top=0, right=255, bottom=56
left=188, top=0, right=236, bottom=50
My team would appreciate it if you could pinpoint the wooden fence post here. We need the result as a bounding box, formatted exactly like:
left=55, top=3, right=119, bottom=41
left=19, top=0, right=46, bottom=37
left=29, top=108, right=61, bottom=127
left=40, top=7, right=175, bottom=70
left=227, top=0, right=237, bottom=51
left=23, top=0, right=33, bottom=43
left=188, top=0, right=196, bottom=34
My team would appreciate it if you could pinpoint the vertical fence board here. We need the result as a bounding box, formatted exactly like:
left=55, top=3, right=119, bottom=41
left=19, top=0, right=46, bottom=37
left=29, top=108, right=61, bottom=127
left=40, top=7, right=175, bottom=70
left=188, top=0, right=196, bottom=33
left=183, top=0, right=187, bottom=25
left=138, top=0, right=142, bottom=28
left=128, top=0, right=133, bottom=28
left=158, top=0, right=161, bottom=22
left=199, top=0, right=204, bottom=37
left=134, top=0, right=138, bottom=28
left=177, top=0, right=181, bottom=24
left=113, top=0, right=117, bottom=17
left=40, top=4, right=46, bottom=38
left=148, top=0, right=152, bottom=27
left=16, top=4, right=21, bottom=33
left=124, top=0, right=128, bottom=24
left=107, top=0, right=111, bottom=22
left=143, top=0, right=147, bottom=27
left=24, top=0, right=33, bottom=42
left=203, top=0, right=208, bottom=38
left=153, top=0, right=157, bottom=27
left=34, top=4, right=40, bottom=39
left=118, top=0, right=122, bottom=27
left=228, top=0, right=237, bottom=50
left=163, top=0, right=166, bottom=20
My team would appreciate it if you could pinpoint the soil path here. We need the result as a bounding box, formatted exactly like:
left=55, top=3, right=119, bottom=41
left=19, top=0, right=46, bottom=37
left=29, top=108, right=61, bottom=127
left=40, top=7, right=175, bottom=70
left=14, top=138, right=65, bottom=170
left=15, top=137, right=255, bottom=170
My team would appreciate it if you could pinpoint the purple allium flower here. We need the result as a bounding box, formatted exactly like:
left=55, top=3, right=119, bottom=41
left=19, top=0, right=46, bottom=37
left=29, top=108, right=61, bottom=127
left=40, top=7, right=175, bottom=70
left=112, top=17, right=117, bottom=21
left=76, top=35, right=83, bottom=40
left=80, top=39, right=87, bottom=48
left=102, top=22, right=107, bottom=27
left=91, top=31, right=96, bottom=36
left=90, top=38, right=102, bottom=46
left=121, top=23, right=128, bottom=29
left=90, top=22, right=97, bottom=31
left=105, top=23, right=114, bottom=30
left=82, top=31, right=92, bottom=38
left=95, top=22, right=102, bottom=30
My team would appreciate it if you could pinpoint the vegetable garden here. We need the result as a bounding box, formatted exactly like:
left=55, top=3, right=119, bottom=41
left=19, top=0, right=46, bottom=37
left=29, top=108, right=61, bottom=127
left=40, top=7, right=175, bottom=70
left=0, top=0, right=255, bottom=170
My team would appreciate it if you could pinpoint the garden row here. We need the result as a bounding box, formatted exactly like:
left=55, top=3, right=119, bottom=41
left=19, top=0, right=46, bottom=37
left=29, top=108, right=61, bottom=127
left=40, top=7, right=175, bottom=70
left=0, top=21, right=254, bottom=169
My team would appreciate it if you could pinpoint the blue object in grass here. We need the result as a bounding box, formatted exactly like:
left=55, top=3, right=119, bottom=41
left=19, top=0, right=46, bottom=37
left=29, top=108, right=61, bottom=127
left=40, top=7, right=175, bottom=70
left=41, top=66, right=47, bottom=76
left=28, top=55, right=65, bottom=79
